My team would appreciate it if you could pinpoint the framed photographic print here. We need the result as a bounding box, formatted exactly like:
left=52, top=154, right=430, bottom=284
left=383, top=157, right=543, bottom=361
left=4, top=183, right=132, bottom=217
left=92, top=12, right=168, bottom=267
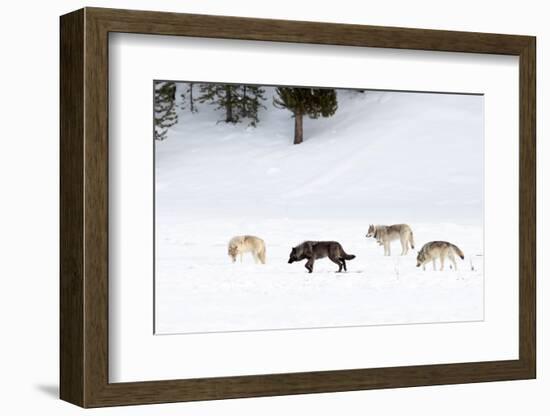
left=60, top=7, right=536, bottom=408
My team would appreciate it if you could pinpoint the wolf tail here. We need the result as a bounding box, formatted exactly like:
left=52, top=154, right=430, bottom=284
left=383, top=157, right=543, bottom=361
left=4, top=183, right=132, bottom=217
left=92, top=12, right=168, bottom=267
left=452, top=244, right=465, bottom=260
left=258, top=245, right=266, bottom=264
left=342, top=253, right=356, bottom=260
left=409, top=231, right=415, bottom=250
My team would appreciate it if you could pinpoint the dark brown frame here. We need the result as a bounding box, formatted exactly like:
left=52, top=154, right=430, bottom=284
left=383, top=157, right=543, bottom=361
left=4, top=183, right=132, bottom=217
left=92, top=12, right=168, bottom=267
left=60, top=7, right=536, bottom=408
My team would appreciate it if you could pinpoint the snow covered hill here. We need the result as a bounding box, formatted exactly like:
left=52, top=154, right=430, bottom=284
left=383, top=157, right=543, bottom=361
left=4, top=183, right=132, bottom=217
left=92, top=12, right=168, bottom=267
left=155, top=88, right=484, bottom=334
left=156, top=88, right=483, bottom=222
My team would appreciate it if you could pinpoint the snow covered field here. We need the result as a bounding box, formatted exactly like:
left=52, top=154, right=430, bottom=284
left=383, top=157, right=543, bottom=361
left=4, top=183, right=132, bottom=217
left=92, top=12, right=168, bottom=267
left=155, top=88, right=484, bottom=334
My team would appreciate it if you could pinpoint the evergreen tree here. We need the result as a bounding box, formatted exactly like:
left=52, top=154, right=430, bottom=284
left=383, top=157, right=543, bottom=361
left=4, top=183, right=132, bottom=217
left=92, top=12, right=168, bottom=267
left=198, top=84, right=242, bottom=123
left=154, top=81, right=177, bottom=141
left=198, top=83, right=266, bottom=126
left=273, top=87, right=338, bottom=144
left=241, top=85, right=266, bottom=127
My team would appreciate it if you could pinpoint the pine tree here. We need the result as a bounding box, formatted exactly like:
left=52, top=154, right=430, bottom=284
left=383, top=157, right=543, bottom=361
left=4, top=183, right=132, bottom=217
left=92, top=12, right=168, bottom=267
left=240, top=85, right=266, bottom=127
left=198, top=83, right=266, bottom=126
left=198, top=84, right=242, bottom=123
left=154, top=81, right=177, bottom=141
left=273, top=87, right=338, bottom=144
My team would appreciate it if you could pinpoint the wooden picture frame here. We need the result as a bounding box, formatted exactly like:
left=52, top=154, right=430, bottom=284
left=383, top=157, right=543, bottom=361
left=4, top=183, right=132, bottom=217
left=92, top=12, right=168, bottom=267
left=60, top=7, right=536, bottom=408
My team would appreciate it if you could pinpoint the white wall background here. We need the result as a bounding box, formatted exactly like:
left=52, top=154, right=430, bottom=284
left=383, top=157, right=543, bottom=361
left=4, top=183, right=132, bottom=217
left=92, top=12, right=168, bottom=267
left=0, top=0, right=545, bottom=414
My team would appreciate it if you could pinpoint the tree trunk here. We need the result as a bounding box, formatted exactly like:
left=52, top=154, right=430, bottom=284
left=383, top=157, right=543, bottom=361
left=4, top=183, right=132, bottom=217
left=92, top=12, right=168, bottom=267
left=242, top=85, right=248, bottom=117
left=225, top=86, right=233, bottom=123
left=189, top=83, right=195, bottom=113
left=294, top=112, right=304, bottom=144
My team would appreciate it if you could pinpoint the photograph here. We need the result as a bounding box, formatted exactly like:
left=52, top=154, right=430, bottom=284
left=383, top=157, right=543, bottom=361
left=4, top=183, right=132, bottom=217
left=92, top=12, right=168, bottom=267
left=154, top=81, right=484, bottom=335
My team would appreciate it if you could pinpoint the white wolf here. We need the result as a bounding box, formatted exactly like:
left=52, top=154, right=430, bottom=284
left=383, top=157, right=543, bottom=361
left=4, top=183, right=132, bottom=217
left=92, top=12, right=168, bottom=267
left=227, top=235, right=266, bottom=264
left=416, top=241, right=465, bottom=271
left=366, top=224, right=415, bottom=256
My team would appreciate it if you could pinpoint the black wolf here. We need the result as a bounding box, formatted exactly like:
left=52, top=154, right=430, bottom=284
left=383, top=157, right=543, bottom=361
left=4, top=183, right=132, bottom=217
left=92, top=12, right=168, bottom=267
left=287, top=241, right=356, bottom=273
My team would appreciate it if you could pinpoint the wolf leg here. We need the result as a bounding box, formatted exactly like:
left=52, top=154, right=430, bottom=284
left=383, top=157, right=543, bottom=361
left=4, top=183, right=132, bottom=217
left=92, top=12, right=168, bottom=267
left=449, top=254, right=458, bottom=271
left=305, top=258, right=314, bottom=273
left=340, top=259, right=347, bottom=272
left=384, top=243, right=391, bottom=256
left=432, top=259, right=436, bottom=271
left=329, top=255, right=343, bottom=272
left=439, top=253, right=445, bottom=271
left=400, top=238, right=407, bottom=255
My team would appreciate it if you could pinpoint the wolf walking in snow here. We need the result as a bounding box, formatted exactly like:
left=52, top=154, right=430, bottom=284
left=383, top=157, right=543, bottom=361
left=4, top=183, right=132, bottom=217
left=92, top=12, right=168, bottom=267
left=366, top=224, right=415, bottom=256
left=287, top=241, right=356, bottom=273
left=416, top=241, right=464, bottom=271
left=227, top=235, right=266, bottom=264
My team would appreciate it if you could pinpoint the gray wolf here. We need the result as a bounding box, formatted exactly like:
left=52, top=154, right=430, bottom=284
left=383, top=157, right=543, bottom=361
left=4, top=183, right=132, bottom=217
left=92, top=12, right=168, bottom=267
left=287, top=241, right=355, bottom=273
left=366, top=224, right=415, bottom=256
left=416, top=241, right=465, bottom=271
left=227, top=235, right=266, bottom=264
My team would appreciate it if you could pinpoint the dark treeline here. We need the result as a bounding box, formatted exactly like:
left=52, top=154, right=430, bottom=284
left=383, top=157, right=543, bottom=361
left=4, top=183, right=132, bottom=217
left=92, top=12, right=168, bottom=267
left=154, top=81, right=349, bottom=144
